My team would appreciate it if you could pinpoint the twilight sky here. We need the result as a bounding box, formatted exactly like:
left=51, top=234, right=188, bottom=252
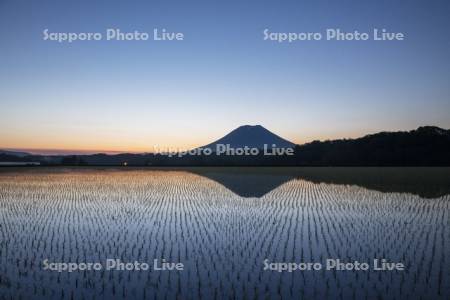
left=1, top=0, right=449, bottom=154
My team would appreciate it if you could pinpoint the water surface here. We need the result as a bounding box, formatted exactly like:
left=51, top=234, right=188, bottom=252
left=0, top=167, right=449, bottom=299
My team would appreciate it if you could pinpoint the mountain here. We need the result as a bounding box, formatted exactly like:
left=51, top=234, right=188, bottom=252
left=1, top=126, right=449, bottom=166
left=202, top=125, right=295, bottom=150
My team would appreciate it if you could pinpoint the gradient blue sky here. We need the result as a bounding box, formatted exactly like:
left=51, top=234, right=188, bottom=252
left=1, top=0, right=449, bottom=153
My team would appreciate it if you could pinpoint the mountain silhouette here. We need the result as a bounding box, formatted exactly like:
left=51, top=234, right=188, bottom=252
left=0, top=150, right=30, bottom=157
left=1, top=125, right=449, bottom=167
left=202, top=125, right=295, bottom=150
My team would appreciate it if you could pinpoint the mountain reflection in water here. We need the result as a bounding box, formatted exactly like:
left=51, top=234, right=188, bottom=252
left=188, top=167, right=450, bottom=199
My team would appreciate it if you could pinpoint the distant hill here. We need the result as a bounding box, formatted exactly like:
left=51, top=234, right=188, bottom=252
left=202, top=125, right=295, bottom=150
left=293, top=126, right=450, bottom=166
left=0, top=150, right=31, bottom=157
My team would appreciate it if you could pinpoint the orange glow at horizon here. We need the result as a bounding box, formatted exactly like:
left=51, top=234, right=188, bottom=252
left=0, top=129, right=368, bottom=155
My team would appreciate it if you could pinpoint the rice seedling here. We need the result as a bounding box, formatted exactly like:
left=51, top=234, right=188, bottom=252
left=0, top=168, right=448, bottom=299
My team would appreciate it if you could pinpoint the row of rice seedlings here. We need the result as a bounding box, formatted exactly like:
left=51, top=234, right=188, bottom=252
left=0, top=169, right=448, bottom=299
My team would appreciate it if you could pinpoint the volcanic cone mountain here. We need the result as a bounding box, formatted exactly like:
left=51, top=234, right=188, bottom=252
left=202, top=125, right=295, bottom=150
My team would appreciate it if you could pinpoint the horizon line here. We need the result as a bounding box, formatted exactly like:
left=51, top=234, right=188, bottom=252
left=1, top=124, right=446, bottom=156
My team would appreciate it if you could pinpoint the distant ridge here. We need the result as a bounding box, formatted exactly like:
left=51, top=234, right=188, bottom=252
left=293, top=125, right=450, bottom=166
left=202, top=125, right=295, bottom=150
left=0, top=150, right=30, bottom=157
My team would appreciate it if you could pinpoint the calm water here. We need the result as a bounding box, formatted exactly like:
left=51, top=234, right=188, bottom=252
left=0, top=167, right=449, bottom=299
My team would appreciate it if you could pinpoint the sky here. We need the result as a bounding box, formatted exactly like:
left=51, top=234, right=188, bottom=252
left=1, top=0, right=449, bottom=154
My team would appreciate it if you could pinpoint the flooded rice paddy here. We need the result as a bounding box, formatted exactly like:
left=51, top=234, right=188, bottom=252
left=0, top=167, right=449, bottom=299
